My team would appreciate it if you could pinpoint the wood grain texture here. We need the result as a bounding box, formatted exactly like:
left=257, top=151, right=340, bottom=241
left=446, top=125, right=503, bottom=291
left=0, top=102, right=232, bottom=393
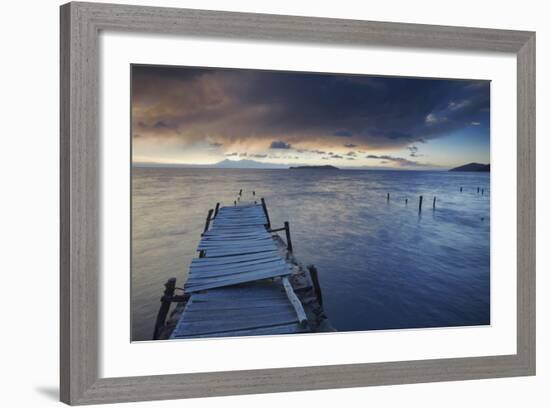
left=60, top=1, right=536, bottom=405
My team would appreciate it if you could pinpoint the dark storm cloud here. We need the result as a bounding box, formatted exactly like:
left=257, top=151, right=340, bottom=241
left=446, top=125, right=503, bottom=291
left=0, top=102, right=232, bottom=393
left=407, top=145, right=422, bottom=157
left=270, top=140, right=292, bottom=149
left=132, top=65, right=490, bottom=151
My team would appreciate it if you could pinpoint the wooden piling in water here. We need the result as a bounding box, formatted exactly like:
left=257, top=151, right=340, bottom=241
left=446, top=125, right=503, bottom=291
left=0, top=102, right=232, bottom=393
left=433, top=196, right=436, bottom=209
left=307, top=265, right=323, bottom=306
left=387, top=192, right=390, bottom=201
left=203, top=209, right=214, bottom=234
left=419, top=195, right=423, bottom=212
left=477, top=187, right=480, bottom=193
left=214, top=202, right=220, bottom=218
left=284, top=221, right=293, bottom=252
left=239, top=189, right=242, bottom=196
left=405, top=198, right=408, bottom=205
left=460, top=186, right=463, bottom=192
left=153, top=277, right=176, bottom=340
left=261, top=197, right=271, bottom=228
left=481, top=188, right=484, bottom=195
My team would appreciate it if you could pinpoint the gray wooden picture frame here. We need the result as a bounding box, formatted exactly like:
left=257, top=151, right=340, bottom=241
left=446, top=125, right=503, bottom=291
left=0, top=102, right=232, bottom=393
left=60, top=1, right=536, bottom=405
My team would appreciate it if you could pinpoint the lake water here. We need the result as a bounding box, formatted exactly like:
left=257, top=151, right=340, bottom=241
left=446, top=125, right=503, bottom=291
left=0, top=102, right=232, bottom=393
left=132, top=167, right=490, bottom=341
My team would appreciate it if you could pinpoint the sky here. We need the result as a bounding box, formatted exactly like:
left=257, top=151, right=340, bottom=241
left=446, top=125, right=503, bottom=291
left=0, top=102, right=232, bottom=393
left=132, top=65, right=490, bottom=170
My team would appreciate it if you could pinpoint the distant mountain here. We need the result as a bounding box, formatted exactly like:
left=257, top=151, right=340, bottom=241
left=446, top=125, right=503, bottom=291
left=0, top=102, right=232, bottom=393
left=289, top=165, right=339, bottom=170
left=449, top=163, right=490, bottom=172
left=134, top=159, right=288, bottom=169
left=213, top=159, right=287, bottom=169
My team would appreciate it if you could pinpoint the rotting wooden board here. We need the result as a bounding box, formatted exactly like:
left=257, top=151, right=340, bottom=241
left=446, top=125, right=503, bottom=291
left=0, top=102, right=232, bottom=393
left=184, top=268, right=291, bottom=292
left=189, top=262, right=289, bottom=280
left=201, top=241, right=276, bottom=251
left=202, top=247, right=277, bottom=258
left=190, top=257, right=284, bottom=274
left=197, top=237, right=274, bottom=249
left=190, top=251, right=281, bottom=266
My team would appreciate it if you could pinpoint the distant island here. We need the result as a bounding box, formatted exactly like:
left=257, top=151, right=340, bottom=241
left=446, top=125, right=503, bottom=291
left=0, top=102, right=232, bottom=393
left=449, top=163, right=490, bottom=172
left=289, top=165, right=340, bottom=170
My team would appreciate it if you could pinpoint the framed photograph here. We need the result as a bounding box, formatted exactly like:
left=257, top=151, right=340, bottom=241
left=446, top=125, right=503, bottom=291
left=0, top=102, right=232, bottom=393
left=60, top=2, right=535, bottom=405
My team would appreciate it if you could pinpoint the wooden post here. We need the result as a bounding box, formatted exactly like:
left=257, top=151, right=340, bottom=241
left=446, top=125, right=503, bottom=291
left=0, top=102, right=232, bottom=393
left=153, top=277, right=176, bottom=340
left=239, top=189, right=242, bottom=196
left=433, top=196, right=436, bottom=209
left=419, top=195, right=423, bottom=212
left=307, top=265, right=323, bottom=306
left=261, top=197, right=271, bottom=228
left=284, top=221, right=293, bottom=252
left=234, top=200, right=236, bottom=206
left=253, top=191, right=255, bottom=196
left=387, top=192, right=390, bottom=201
left=481, top=188, right=484, bottom=195
left=203, top=208, right=213, bottom=234
left=460, top=186, right=463, bottom=192
left=405, top=198, right=408, bottom=205
left=214, top=202, right=220, bottom=218
left=477, top=187, right=480, bottom=193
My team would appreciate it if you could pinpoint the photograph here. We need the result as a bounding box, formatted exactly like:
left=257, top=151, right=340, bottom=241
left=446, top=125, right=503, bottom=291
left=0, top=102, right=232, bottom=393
left=131, top=64, right=491, bottom=342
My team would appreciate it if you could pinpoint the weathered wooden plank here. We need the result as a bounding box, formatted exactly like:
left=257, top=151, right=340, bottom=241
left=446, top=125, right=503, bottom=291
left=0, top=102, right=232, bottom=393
left=189, top=262, right=289, bottom=279
left=175, top=315, right=298, bottom=336
left=190, top=284, right=286, bottom=299
left=198, top=238, right=274, bottom=249
left=202, top=246, right=277, bottom=258
left=172, top=323, right=304, bottom=339
left=184, top=270, right=291, bottom=292
left=201, top=232, right=271, bottom=239
left=180, top=306, right=297, bottom=323
left=190, top=251, right=280, bottom=266
left=185, top=300, right=291, bottom=311
left=190, top=257, right=285, bottom=273
left=198, top=243, right=277, bottom=253
left=186, top=266, right=290, bottom=287
left=282, top=276, right=308, bottom=326
left=190, top=257, right=284, bottom=273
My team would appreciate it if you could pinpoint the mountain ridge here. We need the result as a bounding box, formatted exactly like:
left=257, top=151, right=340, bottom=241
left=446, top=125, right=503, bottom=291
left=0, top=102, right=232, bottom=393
left=449, top=162, right=490, bottom=172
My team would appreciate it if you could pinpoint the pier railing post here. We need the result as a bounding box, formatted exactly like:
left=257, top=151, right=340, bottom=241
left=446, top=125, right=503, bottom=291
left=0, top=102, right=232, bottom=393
left=284, top=221, right=293, bottom=252
left=214, top=202, right=220, bottom=218
left=261, top=197, right=271, bottom=228
left=307, top=265, right=323, bottom=306
left=153, top=277, right=176, bottom=340
left=203, top=208, right=214, bottom=234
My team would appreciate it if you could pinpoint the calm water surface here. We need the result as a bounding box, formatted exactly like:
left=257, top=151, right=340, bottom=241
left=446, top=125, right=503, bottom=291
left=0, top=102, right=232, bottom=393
left=132, top=168, right=490, bottom=341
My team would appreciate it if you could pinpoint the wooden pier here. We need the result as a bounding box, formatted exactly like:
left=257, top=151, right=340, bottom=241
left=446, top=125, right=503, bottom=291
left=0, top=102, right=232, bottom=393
left=161, top=198, right=322, bottom=340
